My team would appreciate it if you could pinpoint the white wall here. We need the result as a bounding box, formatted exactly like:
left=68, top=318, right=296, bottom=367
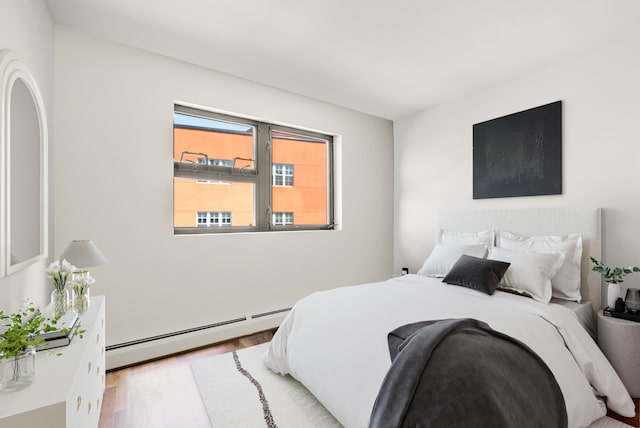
left=394, top=30, right=640, bottom=295
left=0, top=0, right=53, bottom=312
left=53, top=27, right=394, bottom=367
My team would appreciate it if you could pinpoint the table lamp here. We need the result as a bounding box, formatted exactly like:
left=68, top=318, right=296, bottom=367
left=59, top=239, right=108, bottom=277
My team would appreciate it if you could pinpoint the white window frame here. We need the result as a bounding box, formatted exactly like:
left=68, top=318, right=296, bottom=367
left=174, top=105, right=335, bottom=234
left=196, top=211, right=232, bottom=227
left=272, top=164, right=294, bottom=187
left=272, top=212, right=294, bottom=226
left=198, top=157, right=233, bottom=167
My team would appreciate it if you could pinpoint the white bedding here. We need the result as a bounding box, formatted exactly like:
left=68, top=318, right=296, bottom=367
left=551, top=297, right=597, bottom=340
left=264, top=275, right=635, bottom=428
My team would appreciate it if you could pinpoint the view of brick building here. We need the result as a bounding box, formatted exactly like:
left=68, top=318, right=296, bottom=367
left=173, top=115, right=328, bottom=229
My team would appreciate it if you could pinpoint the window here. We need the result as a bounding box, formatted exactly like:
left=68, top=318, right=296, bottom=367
left=198, top=158, right=233, bottom=167
left=197, top=211, right=231, bottom=227
left=272, top=164, right=293, bottom=187
left=272, top=212, right=294, bottom=225
left=173, top=105, right=334, bottom=233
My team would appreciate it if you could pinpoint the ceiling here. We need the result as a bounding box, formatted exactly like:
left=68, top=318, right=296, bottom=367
left=45, top=0, right=640, bottom=120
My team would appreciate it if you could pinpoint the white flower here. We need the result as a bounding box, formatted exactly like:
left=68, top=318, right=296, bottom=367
left=46, top=259, right=77, bottom=290
left=68, top=273, right=95, bottom=296
left=45, top=259, right=61, bottom=277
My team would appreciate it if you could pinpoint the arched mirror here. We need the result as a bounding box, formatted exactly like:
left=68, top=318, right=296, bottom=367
left=0, top=50, right=49, bottom=278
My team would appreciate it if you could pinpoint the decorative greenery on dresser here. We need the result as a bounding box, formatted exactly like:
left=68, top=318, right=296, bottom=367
left=0, top=301, right=83, bottom=390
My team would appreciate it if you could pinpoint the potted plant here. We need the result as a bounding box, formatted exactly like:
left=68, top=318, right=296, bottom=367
left=590, top=257, right=640, bottom=308
left=0, top=300, right=81, bottom=391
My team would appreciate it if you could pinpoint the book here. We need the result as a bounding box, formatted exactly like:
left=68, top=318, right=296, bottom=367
left=33, top=311, right=79, bottom=341
left=38, top=335, right=73, bottom=350
left=603, top=307, right=640, bottom=323
left=35, top=319, right=79, bottom=351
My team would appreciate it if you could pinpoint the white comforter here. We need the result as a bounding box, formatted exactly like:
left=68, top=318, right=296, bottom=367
left=264, top=274, right=635, bottom=428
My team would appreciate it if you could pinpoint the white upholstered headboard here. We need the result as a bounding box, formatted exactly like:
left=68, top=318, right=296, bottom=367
left=436, top=208, right=602, bottom=312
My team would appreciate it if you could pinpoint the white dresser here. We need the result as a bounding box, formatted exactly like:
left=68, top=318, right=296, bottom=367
left=0, top=296, right=106, bottom=428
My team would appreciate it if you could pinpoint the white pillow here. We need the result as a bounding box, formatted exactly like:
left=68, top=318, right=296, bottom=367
left=417, top=244, right=488, bottom=278
left=439, top=229, right=495, bottom=246
left=488, top=247, right=565, bottom=304
left=496, top=231, right=583, bottom=302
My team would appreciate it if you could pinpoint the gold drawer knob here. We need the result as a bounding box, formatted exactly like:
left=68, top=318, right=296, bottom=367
left=77, top=395, right=82, bottom=411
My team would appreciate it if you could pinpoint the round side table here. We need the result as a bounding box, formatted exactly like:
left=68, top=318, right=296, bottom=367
left=598, top=310, right=640, bottom=396
left=597, top=310, right=640, bottom=427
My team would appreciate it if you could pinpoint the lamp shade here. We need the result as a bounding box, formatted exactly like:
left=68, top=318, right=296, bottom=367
left=59, top=240, right=108, bottom=269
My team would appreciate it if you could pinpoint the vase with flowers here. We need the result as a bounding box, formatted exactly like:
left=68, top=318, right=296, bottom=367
left=0, top=300, right=81, bottom=391
left=46, top=259, right=76, bottom=318
left=68, top=272, right=95, bottom=314
left=590, top=257, right=640, bottom=309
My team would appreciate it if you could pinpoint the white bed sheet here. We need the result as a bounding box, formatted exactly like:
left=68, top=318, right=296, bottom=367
left=551, top=297, right=597, bottom=340
left=264, top=275, right=634, bottom=428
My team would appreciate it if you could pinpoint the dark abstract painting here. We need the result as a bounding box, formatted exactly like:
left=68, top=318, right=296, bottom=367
left=473, top=101, right=562, bottom=199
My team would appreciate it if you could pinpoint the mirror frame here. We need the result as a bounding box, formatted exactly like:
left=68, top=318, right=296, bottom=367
left=0, top=50, right=49, bottom=278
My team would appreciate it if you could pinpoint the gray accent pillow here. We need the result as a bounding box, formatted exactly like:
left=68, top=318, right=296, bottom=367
left=442, top=255, right=511, bottom=295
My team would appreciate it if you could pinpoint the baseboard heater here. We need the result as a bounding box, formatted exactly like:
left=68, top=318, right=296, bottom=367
left=106, top=316, right=247, bottom=351
left=105, top=307, right=292, bottom=352
left=251, top=307, right=291, bottom=319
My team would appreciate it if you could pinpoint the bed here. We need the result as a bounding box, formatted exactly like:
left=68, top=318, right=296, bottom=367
left=263, top=208, right=635, bottom=427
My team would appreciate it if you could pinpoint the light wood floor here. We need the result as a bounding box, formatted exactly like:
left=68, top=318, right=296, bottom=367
left=98, top=330, right=274, bottom=428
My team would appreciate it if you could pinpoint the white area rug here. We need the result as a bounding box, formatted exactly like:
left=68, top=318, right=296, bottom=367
left=191, top=342, right=342, bottom=427
left=191, top=342, right=631, bottom=428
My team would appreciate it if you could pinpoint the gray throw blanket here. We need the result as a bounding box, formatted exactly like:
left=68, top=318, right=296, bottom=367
left=369, top=318, right=567, bottom=428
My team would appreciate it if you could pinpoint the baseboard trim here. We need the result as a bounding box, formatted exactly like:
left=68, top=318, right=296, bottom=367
left=105, top=313, right=286, bottom=370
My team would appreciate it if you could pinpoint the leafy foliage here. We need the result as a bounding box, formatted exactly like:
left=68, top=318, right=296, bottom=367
left=590, top=257, right=640, bottom=284
left=0, top=300, right=84, bottom=358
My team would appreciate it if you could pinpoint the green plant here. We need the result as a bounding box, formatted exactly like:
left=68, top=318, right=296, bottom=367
left=590, top=257, right=640, bottom=284
left=0, top=300, right=83, bottom=358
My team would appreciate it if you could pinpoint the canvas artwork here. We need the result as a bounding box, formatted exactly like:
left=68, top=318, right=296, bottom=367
left=472, top=101, right=562, bottom=199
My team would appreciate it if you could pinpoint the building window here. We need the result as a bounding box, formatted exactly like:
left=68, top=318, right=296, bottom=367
left=173, top=105, right=334, bottom=233
left=272, top=164, right=293, bottom=187
left=198, top=158, right=233, bottom=167
left=197, top=211, right=231, bottom=227
left=272, top=212, right=294, bottom=226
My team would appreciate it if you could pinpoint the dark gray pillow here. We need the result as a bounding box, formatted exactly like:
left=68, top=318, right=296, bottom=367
left=442, top=255, right=511, bottom=295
